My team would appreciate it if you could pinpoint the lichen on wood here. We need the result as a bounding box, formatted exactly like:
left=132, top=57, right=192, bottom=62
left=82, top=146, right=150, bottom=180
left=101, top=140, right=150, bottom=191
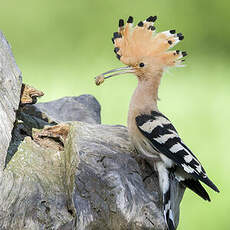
left=20, top=83, right=44, bottom=105
left=1, top=123, right=79, bottom=229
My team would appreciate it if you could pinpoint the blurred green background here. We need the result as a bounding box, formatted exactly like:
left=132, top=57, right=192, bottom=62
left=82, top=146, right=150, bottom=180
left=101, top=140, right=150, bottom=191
left=1, top=0, right=229, bottom=229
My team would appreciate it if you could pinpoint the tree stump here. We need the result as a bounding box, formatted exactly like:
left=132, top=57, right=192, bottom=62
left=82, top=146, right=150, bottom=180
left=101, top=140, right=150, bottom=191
left=0, top=31, right=185, bottom=230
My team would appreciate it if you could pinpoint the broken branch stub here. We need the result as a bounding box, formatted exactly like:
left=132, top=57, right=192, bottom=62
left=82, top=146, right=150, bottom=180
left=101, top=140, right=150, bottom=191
left=20, top=83, right=44, bottom=105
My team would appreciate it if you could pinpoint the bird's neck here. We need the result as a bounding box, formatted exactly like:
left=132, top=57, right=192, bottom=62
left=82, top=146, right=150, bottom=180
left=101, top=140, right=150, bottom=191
left=129, top=74, right=162, bottom=114
left=127, top=72, right=163, bottom=131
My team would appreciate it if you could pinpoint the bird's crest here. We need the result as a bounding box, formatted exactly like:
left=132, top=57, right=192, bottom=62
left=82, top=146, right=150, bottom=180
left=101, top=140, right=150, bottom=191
left=112, top=16, right=187, bottom=67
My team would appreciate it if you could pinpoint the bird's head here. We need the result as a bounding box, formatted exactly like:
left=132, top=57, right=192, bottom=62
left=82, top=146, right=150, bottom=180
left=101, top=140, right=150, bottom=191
left=95, top=16, right=187, bottom=85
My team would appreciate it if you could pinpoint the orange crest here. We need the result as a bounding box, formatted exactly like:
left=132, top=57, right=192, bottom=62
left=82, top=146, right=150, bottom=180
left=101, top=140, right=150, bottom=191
left=112, top=16, right=187, bottom=67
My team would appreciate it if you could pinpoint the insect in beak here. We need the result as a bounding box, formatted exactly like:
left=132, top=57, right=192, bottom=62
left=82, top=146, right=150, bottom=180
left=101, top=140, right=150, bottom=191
left=95, top=66, right=134, bottom=86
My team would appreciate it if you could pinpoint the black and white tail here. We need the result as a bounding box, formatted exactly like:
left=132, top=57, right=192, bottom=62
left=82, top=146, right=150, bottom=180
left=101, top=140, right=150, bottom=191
left=163, top=188, right=175, bottom=230
left=157, top=164, right=211, bottom=230
left=156, top=162, right=176, bottom=230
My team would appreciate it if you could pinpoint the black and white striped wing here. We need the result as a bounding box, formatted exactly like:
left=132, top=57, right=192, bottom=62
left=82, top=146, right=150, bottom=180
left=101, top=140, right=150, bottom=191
left=136, top=111, right=219, bottom=192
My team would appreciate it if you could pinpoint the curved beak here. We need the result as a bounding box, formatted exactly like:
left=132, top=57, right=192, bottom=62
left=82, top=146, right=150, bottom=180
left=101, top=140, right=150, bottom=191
left=95, top=66, right=134, bottom=86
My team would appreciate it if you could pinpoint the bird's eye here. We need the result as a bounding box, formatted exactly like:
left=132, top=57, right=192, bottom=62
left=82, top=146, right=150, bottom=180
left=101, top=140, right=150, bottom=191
left=139, top=62, right=145, bottom=68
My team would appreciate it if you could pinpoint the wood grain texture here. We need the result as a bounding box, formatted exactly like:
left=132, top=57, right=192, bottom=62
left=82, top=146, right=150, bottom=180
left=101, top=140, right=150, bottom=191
left=0, top=31, right=22, bottom=177
left=0, top=94, right=185, bottom=230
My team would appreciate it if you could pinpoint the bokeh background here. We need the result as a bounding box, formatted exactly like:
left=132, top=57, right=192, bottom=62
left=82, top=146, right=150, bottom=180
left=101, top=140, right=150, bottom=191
left=1, top=1, right=229, bottom=229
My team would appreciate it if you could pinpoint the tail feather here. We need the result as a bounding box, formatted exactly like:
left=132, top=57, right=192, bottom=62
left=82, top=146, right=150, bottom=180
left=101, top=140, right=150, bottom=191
left=166, top=213, right=175, bottom=230
left=182, top=179, right=211, bottom=201
left=163, top=189, right=176, bottom=230
left=157, top=162, right=176, bottom=230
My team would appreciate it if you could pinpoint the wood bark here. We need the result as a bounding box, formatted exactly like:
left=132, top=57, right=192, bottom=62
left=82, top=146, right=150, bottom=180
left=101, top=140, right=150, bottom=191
left=0, top=31, right=22, bottom=178
left=0, top=31, right=185, bottom=230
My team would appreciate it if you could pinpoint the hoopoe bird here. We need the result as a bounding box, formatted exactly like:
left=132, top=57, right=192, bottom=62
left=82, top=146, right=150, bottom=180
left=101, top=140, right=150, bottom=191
left=95, top=16, right=219, bottom=230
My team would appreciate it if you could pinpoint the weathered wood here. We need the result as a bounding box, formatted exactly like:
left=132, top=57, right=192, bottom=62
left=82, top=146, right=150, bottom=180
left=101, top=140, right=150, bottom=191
left=0, top=123, right=78, bottom=230
left=0, top=31, right=22, bottom=177
left=1, top=106, right=185, bottom=229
